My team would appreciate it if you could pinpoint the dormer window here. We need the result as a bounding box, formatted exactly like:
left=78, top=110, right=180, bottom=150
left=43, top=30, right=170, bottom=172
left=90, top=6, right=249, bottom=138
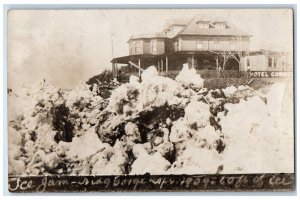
left=198, top=22, right=210, bottom=29
left=215, top=22, right=226, bottom=29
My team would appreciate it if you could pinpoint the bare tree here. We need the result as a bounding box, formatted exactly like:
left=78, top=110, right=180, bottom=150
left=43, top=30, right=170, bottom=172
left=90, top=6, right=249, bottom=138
left=214, top=35, right=251, bottom=78
left=229, top=35, right=250, bottom=72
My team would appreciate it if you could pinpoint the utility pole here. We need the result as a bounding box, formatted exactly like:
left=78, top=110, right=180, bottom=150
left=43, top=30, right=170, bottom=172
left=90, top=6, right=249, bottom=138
left=110, top=33, right=114, bottom=58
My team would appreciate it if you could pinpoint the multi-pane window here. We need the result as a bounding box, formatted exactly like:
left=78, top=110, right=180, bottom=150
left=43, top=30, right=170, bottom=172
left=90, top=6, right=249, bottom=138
left=152, top=40, right=157, bottom=52
left=274, top=57, right=277, bottom=68
left=268, top=57, right=273, bottom=68
left=174, top=41, right=178, bottom=51
left=268, top=57, right=278, bottom=68
left=196, top=40, right=203, bottom=50
left=135, top=41, right=141, bottom=53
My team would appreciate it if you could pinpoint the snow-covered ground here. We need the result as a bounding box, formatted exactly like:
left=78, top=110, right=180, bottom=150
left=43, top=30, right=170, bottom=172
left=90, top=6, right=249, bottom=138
left=8, top=66, right=294, bottom=176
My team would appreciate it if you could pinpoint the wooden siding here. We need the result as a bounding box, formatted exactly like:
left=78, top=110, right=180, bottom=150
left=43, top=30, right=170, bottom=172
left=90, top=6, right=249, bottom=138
left=129, top=39, right=144, bottom=55
left=143, top=40, right=151, bottom=54
left=152, top=39, right=165, bottom=55
left=177, top=36, right=250, bottom=52
left=241, top=53, right=290, bottom=72
left=129, top=38, right=165, bottom=55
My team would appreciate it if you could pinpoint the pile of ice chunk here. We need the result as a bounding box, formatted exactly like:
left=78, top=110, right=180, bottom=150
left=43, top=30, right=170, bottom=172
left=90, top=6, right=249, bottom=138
left=8, top=65, right=293, bottom=176
left=175, top=64, right=204, bottom=89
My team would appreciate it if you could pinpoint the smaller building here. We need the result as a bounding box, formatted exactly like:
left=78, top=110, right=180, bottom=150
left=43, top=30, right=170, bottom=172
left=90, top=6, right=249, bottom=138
left=242, top=50, right=292, bottom=72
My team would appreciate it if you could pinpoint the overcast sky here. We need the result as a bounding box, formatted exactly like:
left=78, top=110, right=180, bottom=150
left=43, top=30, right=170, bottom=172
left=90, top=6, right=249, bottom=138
left=8, top=9, right=293, bottom=89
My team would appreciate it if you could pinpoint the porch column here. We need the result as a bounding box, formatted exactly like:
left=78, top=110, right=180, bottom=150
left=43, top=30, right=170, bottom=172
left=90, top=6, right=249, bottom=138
left=138, top=59, right=141, bottom=77
left=158, top=60, right=160, bottom=71
left=113, top=62, right=118, bottom=78
left=161, top=59, right=164, bottom=72
left=192, top=55, right=195, bottom=68
left=216, top=57, right=219, bottom=70
left=166, top=56, right=168, bottom=73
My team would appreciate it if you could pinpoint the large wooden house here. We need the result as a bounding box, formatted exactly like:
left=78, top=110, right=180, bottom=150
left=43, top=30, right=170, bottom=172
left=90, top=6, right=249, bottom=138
left=111, top=16, right=290, bottom=81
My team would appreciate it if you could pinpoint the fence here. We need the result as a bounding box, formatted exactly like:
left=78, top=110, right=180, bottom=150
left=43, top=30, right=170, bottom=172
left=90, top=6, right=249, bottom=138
left=117, top=70, right=247, bottom=82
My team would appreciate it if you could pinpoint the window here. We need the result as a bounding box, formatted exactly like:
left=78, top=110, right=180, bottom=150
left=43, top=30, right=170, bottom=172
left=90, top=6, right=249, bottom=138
left=274, top=57, right=277, bottom=68
left=268, top=57, right=273, bottom=68
left=135, top=41, right=141, bottom=53
left=215, top=23, right=226, bottom=29
left=174, top=41, right=178, bottom=51
left=199, top=22, right=209, bottom=29
left=196, top=40, right=203, bottom=50
left=267, top=57, right=278, bottom=68
left=152, top=40, right=157, bottom=53
left=178, top=40, right=182, bottom=51
left=282, top=59, right=286, bottom=68
left=130, top=44, right=134, bottom=54
left=214, top=41, right=219, bottom=49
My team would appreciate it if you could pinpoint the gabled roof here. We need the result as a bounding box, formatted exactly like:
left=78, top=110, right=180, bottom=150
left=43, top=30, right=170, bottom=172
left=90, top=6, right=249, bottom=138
left=164, top=18, right=190, bottom=30
left=248, top=49, right=288, bottom=56
left=128, top=15, right=252, bottom=42
left=174, top=16, right=252, bottom=38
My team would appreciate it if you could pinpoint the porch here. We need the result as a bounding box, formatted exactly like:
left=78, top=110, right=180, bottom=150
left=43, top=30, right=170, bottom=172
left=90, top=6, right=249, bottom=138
left=111, top=51, right=241, bottom=81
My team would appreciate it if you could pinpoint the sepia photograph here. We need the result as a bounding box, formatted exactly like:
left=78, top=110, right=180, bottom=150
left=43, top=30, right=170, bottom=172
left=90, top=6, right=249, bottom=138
left=7, top=8, right=294, bottom=192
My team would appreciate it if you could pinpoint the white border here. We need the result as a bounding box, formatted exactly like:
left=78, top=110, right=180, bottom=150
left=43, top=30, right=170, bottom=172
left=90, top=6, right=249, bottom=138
left=1, top=0, right=299, bottom=199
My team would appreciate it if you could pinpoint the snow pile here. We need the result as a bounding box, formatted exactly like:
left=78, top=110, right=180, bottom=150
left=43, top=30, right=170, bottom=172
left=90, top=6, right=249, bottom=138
left=175, top=64, right=204, bottom=89
left=8, top=65, right=293, bottom=176
left=222, top=86, right=237, bottom=97
left=219, top=83, right=293, bottom=173
left=8, top=80, right=109, bottom=175
left=125, top=122, right=142, bottom=145
left=108, top=66, right=185, bottom=116
left=65, top=82, right=103, bottom=111
left=131, top=151, right=170, bottom=175
left=169, top=99, right=224, bottom=174
left=141, top=66, right=159, bottom=82
left=129, top=75, right=139, bottom=84
left=65, top=83, right=105, bottom=137
left=169, top=100, right=214, bottom=144
left=89, top=140, right=129, bottom=175
left=8, top=127, right=25, bottom=175
left=8, top=81, right=68, bottom=175
left=97, top=66, right=191, bottom=145
left=168, top=147, right=222, bottom=174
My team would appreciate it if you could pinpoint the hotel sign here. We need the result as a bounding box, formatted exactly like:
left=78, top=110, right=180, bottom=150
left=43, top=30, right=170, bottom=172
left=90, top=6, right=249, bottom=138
left=250, top=71, right=293, bottom=78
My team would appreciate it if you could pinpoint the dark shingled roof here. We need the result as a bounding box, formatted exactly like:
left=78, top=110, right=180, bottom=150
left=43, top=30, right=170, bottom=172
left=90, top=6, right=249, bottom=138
left=175, top=16, right=252, bottom=37
left=128, top=16, right=251, bottom=41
